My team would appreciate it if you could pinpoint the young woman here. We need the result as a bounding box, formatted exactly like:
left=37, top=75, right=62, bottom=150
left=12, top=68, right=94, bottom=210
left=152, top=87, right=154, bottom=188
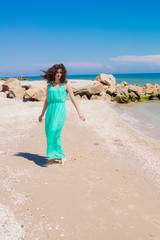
left=38, top=63, right=85, bottom=165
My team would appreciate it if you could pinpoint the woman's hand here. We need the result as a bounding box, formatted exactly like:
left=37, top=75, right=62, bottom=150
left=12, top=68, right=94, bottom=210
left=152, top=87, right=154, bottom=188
left=38, top=114, right=43, bottom=122
left=79, top=113, right=85, bottom=121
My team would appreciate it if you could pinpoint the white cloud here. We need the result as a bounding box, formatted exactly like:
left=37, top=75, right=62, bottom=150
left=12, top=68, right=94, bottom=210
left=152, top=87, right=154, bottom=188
left=111, top=55, right=160, bottom=66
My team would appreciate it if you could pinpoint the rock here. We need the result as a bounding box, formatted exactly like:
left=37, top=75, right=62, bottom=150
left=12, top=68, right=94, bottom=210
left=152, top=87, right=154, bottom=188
left=128, top=85, right=144, bottom=96
left=115, top=93, right=129, bottom=103
left=96, top=74, right=116, bottom=87
left=143, top=83, right=160, bottom=95
left=6, top=91, right=15, bottom=99
left=6, top=87, right=25, bottom=100
left=103, top=94, right=112, bottom=101
left=22, top=85, right=32, bottom=90
left=81, top=95, right=88, bottom=100
left=25, top=87, right=46, bottom=101
left=115, top=85, right=129, bottom=96
left=2, top=78, right=21, bottom=91
left=74, top=95, right=82, bottom=100
left=152, top=83, right=160, bottom=91
left=32, top=89, right=46, bottom=101
left=87, top=81, right=104, bottom=94
left=120, top=81, right=129, bottom=86
left=73, top=82, right=103, bottom=98
left=2, top=78, right=25, bottom=100
left=145, top=83, right=152, bottom=88
left=73, top=88, right=91, bottom=97
left=90, top=95, right=104, bottom=100
left=128, top=92, right=139, bottom=101
left=144, top=88, right=156, bottom=95
left=106, top=86, right=116, bottom=95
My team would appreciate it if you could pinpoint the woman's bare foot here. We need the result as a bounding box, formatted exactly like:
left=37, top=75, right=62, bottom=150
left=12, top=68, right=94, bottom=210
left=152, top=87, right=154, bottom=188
left=58, top=158, right=67, bottom=165
left=46, top=158, right=57, bottom=164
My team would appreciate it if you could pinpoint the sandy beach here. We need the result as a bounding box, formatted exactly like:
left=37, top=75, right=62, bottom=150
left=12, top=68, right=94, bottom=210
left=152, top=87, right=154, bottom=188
left=1, top=80, right=160, bottom=240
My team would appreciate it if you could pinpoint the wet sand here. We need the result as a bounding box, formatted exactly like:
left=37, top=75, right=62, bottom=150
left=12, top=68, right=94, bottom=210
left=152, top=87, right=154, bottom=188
left=1, top=80, right=160, bottom=239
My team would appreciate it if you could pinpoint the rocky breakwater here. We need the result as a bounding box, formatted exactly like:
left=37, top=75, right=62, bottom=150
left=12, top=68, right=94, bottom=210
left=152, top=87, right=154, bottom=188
left=0, top=75, right=160, bottom=103
left=110, top=81, right=160, bottom=103
left=73, top=73, right=160, bottom=103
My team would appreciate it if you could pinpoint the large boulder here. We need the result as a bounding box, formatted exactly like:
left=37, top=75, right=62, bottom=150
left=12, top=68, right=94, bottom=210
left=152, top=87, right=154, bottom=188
left=128, top=91, right=139, bottom=101
left=2, top=78, right=25, bottom=100
left=6, top=87, right=26, bottom=100
left=115, top=93, right=129, bottom=103
left=128, top=85, right=144, bottom=96
left=96, top=74, right=116, bottom=87
left=87, top=81, right=104, bottom=94
left=73, top=81, right=103, bottom=97
left=106, top=86, right=116, bottom=95
left=73, top=87, right=91, bottom=97
left=2, top=78, right=21, bottom=91
left=143, top=83, right=160, bottom=95
left=115, top=85, right=129, bottom=96
left=25, top=87, right=46, bottom=101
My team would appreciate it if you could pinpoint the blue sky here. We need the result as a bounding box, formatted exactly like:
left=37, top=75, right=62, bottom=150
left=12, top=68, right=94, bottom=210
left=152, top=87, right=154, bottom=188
left=0, top=0, right=160, bottom=76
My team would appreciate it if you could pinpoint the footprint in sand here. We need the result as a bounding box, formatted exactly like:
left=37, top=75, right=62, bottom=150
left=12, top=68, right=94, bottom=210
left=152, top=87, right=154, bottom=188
left=113, top=138, right=123, bottom=146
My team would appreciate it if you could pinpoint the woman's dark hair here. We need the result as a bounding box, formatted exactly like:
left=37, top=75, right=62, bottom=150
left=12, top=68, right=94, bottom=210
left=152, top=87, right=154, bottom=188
left=40, top=63, right=68, bottom=84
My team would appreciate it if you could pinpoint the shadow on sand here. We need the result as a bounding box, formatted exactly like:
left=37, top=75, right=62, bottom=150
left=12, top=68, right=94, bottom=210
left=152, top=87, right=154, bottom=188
left=14, top=152, right=49, bottom=167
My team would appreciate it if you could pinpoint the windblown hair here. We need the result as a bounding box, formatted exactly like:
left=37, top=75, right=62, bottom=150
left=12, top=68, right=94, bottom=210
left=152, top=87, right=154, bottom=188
left=40, top=63, right=68, bottom=84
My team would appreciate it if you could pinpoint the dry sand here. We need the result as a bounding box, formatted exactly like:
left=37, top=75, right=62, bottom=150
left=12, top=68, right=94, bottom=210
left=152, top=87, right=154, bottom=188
left=1, top=80, right=160, bottom=239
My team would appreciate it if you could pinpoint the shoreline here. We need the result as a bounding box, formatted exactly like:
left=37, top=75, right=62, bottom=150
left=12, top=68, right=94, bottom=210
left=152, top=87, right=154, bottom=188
left=108, top=100, right=160, bottom=143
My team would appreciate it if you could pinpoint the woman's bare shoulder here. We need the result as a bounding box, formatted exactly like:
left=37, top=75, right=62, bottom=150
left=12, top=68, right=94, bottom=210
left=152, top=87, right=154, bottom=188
left=65, top=81, right=72, bottom=87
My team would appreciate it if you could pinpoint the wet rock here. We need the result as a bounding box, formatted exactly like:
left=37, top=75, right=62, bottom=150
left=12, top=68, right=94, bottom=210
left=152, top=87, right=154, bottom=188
left=115, top=93, right=130, bottom=103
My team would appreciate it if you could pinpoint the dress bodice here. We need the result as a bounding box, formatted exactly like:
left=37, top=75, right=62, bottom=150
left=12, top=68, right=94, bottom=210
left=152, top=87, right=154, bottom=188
left=47, top=82, right=68, bottom=103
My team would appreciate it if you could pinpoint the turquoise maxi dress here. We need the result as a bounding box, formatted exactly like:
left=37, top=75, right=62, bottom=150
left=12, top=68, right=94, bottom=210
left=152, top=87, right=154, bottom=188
left=45, top=82, right=68, bottom=160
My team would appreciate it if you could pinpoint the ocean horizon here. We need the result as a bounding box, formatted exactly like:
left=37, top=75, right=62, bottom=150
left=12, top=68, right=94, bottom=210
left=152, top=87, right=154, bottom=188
left=1, top=72, right=160, bottom=86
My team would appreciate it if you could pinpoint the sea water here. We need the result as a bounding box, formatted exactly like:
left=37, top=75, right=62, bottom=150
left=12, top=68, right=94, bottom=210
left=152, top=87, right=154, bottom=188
left=110, top=100, right=160, bottom=142
left=2, top=72, right=160, bottom=86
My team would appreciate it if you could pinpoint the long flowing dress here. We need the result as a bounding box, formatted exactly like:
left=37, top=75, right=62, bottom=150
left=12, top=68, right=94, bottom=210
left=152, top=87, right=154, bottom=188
left=45, top=82, right=68, bottom=160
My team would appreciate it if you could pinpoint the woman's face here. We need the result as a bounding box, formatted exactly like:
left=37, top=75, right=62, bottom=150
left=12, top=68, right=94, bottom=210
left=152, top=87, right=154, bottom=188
left=55, top=68, right=63, bottom=80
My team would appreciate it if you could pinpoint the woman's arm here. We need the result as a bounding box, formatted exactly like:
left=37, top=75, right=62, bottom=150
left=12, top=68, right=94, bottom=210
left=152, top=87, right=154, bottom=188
left=66, top=82, right=85, bottom=121
left=38, top=84, right=49, bottom=122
